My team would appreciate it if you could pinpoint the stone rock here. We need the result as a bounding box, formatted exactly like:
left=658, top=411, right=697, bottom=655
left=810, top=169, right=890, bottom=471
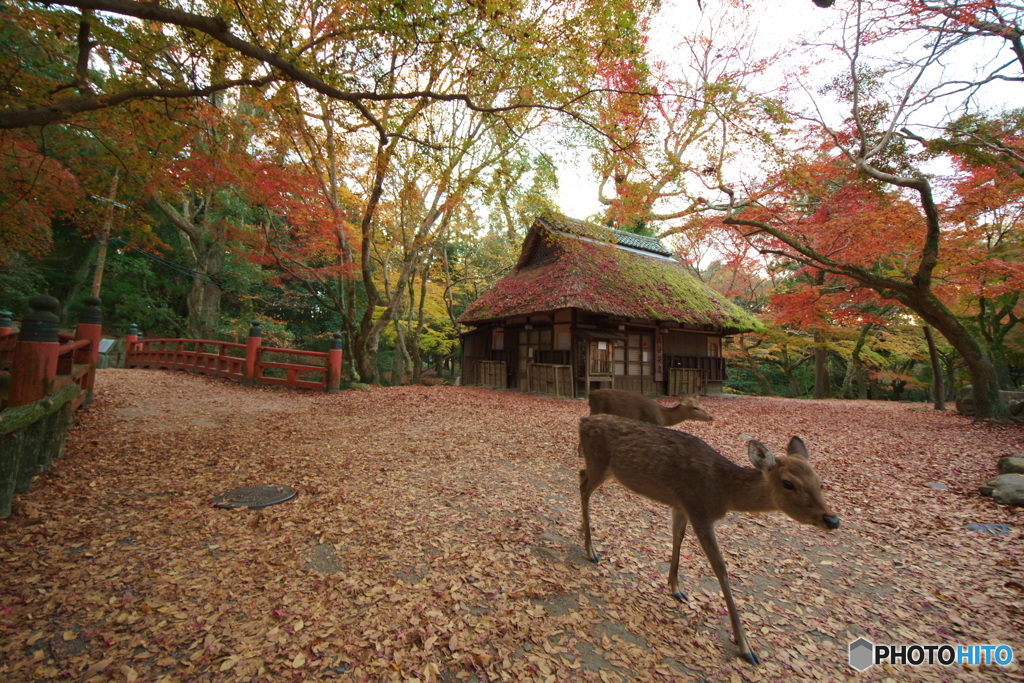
left=981, top=473, right=1024, bottom=507
left=965, top=523, right=1013, bottom=535
left=1013, top=401, right=1024, bottom=419
left=957, top=385, right=974, bottom=416
left=998, top=455, right=1024, bottom=475
left=1002, top=389, right=1024, bottom=407
left=957, top=386, right=1024, bottom=418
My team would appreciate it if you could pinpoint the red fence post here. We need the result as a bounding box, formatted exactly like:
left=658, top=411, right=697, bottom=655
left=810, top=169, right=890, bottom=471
left=125, top=324, right=139, bottom=366
left=9, top=295, right=61, bottom=408
left=0, top=310, right=11, bottom=336
left=327, top=332, right=343, bottom=392
left=74, top=296, right=103, bottom=405
left=244, top=320, right=262, bottom=385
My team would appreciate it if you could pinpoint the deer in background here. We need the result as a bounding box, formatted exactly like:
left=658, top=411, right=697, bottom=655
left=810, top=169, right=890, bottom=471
left=578, top=414, right=840, bottom=665
left=588, top=388, right=713, bottom=426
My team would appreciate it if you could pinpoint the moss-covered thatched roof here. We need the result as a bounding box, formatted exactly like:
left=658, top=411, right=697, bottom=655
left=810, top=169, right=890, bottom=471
left=459, top=213, right=761, bottom=334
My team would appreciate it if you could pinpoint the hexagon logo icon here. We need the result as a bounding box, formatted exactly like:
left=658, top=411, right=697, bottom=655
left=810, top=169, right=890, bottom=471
left=849, top=638, right=875, bottom=671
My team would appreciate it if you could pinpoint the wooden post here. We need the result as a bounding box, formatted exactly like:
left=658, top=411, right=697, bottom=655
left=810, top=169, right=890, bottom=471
left=327, top=332, right=343, bottom=392
left=74, top=296, right=103, bottom=405
left=91, top=171, right=120, bottom=298
left=9, top=295, right=61, bottom=408
left=0, top=311, right=12, bottom=336
left=244, top=320, right=262, bottom=385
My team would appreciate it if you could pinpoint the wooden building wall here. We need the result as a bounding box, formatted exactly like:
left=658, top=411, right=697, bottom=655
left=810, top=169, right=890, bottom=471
left=462, top=314, right=726, bottom=397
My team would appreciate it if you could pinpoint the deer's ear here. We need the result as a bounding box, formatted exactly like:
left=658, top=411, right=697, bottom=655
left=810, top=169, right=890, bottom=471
left=748, top=441, right=777, bottom=471
left=787, top=436, right=809, bottom=460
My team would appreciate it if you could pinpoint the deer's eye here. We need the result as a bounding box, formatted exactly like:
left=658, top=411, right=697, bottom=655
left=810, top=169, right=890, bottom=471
left=782, top=480, right=796, bottom=491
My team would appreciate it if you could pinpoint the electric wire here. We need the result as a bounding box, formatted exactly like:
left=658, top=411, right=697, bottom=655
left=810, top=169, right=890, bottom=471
left=109, top=237, right=225, bottom=288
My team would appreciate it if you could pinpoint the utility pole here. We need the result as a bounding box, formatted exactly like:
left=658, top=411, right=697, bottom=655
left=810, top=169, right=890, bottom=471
left=91, top=171, right=120, bottom=298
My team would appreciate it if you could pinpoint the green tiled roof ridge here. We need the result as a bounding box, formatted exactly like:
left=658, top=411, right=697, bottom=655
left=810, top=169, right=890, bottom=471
left=537, top=212, right=672, bottom=257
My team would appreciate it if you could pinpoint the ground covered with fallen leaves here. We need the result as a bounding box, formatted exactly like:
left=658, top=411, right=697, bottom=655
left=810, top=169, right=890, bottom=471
left=2, top=370, right=1023, bottom=682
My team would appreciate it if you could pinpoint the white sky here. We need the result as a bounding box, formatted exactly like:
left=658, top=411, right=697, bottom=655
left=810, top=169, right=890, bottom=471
left=553, top=0, right=844, bottom=219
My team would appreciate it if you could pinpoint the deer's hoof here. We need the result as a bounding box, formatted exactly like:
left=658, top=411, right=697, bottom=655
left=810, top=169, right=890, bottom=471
left=587, top=552, right=600, bottom=564
left=739, top=651, right=761, bottom=666
left=672, top=591, right=688, bottom=602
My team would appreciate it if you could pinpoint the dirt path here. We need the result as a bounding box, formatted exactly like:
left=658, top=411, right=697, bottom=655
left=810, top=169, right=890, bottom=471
left=1, top=370, right=1022, bottom=682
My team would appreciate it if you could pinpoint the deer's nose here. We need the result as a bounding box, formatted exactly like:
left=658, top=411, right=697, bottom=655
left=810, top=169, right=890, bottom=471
left=823, top=515, right=840, bottom=530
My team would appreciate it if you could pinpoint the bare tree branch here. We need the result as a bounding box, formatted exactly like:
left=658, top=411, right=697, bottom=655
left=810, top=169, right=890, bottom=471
left=1, top=76, right=279, bottom=129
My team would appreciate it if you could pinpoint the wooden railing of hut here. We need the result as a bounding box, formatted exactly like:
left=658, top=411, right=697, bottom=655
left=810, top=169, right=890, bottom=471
left=666, top=354, right=726, bottom=396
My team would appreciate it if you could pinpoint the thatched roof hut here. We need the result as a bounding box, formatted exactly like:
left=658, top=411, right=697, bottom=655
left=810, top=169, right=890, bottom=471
left=459, top=212, right=760, bottom=397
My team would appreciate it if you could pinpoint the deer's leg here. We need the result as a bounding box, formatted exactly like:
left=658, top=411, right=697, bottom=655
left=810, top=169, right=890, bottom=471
left=668, top=508, right=689, bottom=601
left=579, top=463, right=608, bottom=563
left=692, top=523, right=760, bottom=666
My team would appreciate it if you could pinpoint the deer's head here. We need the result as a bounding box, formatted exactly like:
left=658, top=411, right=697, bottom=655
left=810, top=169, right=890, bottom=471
left=748, top=436, right=839, bottom=531
left=678, top=395, right=714, bottom=422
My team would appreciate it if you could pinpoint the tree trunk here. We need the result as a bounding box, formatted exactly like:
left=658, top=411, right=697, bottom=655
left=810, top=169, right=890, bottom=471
left=813, top=335, right=830, bottom=399
left=914, top=292, right=1004, bottom=420
left=923, top=325, right=946, bottom=410
left=812, top=271, right=830, bottom=399
left=392, top=318, right=410, bottom=385
left=350, top=140, right=395, bottom=385
left=186, top=247, right=223, bottom=339
left=152, top=197, right=224, bottom=340
left=840, top=323, right=873, bottom=399
left=839, top=359, right=855, bottom=400
left=942, top=354, right=958, bottom=403
left=736, top=336, right=774, bottom=395
left=977, top=296, right=1020, bottom=389
left=991, top=350, right=1014, bottom=390
left=61, top=240, right=100, bottom=321
left=747, top=360, right=774, bottom=396
left=780, top=347, right=804, bottom=398
left=354, top=325, right=379, bottom=384
left=409, top=269, right=429, bottom=385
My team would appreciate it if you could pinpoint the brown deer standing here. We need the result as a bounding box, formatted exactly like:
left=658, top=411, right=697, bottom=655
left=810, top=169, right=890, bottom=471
left=588, top=388, right=713, bottom=425
left=578, top=414, right=839, bottom=665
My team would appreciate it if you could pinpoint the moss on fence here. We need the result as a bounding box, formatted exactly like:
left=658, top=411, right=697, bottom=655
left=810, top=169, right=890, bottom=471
left=0, top=383, right=80, bottom=516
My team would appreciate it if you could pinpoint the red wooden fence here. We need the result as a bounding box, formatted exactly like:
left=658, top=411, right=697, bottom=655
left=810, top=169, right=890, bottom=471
left=125, top=321, right=344, bottom=392
left=1, top=299, right=343, bottom=517
left=0, top=295, right=102, bottom=411
left=1, top=295, right=103, bottom=516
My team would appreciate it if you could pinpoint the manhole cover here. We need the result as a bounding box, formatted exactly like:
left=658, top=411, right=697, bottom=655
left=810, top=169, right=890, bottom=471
left=212, top=485, right=297, bottom=509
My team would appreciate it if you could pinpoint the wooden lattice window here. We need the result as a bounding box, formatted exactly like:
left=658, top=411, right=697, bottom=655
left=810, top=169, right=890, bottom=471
left=518, top=328, right=552, bottom=384
left=589, top=341, right=613, bottom=376
left=614, top=333, right=653, bottom=377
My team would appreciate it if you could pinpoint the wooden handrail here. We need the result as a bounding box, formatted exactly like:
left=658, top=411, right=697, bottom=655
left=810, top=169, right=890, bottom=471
left=126, top=326, right=343, bottom=393
left=58, top=338, right=90, bottom=356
